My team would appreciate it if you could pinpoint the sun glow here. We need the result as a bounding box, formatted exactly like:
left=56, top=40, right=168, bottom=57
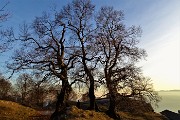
left=141, top=27, right=180, bottom=90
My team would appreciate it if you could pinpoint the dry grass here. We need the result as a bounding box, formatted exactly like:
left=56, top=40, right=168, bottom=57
left=0, top=100, right=166, bottom=120
left=117, top=111, right=167, bottom=120
left=65, top=106, right=166, bottom=120
left=66, top=106, right=113, bottom=120
left=0, top=100, right=43, bottom=120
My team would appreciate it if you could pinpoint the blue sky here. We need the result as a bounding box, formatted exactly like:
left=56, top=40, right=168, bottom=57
left=1, top=0, right=180, bottom=90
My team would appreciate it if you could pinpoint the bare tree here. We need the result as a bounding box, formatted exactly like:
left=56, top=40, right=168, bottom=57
left=6, top=12, right=78, bottom=116
left=4, top=1, right=160, bottom=119
left=0, top=2, right=10, bottom=53
left=0, top=2, right=9, bottom=25
left=95, top=6, right=147, bottom=118
left=16, top=73, right=34, bottom=104
left=122, top=75, right=161, bottom=107
left=0, top=74, right=12, bottom=99
left=25, top=74, right=48, bottom=107
left=58, top=0, right=98, bottom=110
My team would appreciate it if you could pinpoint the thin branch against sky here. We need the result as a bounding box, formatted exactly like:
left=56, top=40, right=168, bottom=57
left=0, top=0, right=179, bottom=90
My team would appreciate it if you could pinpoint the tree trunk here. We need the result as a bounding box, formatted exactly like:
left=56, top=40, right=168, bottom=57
left=81, top=42, right=96, bottom=110
left=107, top=91, right=118, bottom=119
left=88, top=77, right=95, bottom=110
left=105, top=71, right=119, bottom=119
left=85, top=67, right=98, bottom=111
left=50, top=79, right=71, bottom=120
left=56, top=80, right=71, bottom=112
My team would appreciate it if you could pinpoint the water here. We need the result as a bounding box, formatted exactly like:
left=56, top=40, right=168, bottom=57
left=154, top=91, right=180, bottom=113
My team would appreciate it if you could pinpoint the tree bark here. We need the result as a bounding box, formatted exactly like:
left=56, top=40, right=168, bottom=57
left=105, top=69, right=119, bottom=119
left=56, top=79, right=71, bottom=112
left=107, top=90, right=118, bottom=119
left=81, top=41, right=97, bottom=110
left=88, top=77, right=95, bottom=110
left=50, top=79, right=71, bottom=120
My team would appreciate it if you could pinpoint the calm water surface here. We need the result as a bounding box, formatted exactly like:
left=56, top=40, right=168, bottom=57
left=154, top=91, right=180, bottom=113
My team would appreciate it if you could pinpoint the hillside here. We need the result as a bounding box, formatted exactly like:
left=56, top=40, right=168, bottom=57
left=0, top=100, right=167, bottom=120
left=0, top=100, right=49, bottom=120
left=57, top=106, right=167, bottom=120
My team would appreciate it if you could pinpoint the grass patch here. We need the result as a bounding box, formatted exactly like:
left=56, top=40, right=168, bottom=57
left=66, top=106, right=113, bottom=120
left=117, top=111, right=167, bottom=120
left=0, top=100, right=41, bottom=120
left=0, top=100, right=166, bottom=120
left=64, top=106, right=166, bottom=120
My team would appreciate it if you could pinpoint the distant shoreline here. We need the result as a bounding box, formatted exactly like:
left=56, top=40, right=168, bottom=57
left=157, top=90, right=180, bottom=92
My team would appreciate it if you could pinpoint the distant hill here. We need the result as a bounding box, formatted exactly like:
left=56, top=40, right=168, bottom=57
left=158, top=90, right=180, bottom=92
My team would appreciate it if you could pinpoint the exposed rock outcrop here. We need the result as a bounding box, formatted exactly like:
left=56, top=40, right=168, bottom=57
left=161, top=110, right=180, bottom=120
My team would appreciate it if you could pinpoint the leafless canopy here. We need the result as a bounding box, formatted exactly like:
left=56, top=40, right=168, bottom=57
left=0, top=2, right=9, bottom=24
left=4, top=0, right=160, bottom=118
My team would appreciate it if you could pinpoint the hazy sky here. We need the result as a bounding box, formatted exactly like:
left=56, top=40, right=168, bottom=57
left=1, top=0, right=180, bottom=90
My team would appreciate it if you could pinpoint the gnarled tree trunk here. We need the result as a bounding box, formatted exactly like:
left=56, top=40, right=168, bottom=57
left=50, top=79, right=72, bottom=119
left=105, top=70, right=119, bottom=119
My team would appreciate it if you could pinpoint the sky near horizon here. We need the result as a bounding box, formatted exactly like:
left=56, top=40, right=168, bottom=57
left=0, top=0, right=180, bottom=90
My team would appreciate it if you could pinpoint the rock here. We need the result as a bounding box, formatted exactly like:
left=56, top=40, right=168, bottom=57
left=160, top=109, right=180, bottom=120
